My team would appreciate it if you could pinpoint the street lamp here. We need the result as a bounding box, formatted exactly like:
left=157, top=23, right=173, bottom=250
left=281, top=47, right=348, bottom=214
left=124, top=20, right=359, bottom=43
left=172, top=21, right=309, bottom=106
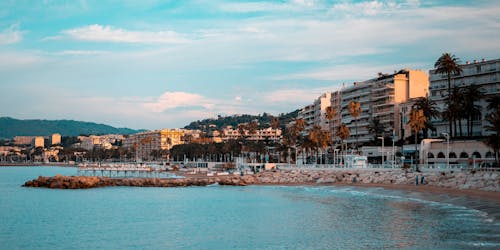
left=378, top=136, right=384, bottom=165
left=442, top=133, right=450, bottom=169
left=392, top=131, right=397, bottom=169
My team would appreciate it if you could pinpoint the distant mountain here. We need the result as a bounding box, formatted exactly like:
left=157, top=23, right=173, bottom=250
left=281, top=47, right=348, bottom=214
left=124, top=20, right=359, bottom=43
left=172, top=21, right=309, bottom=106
left=184, top=110, right=300, bottom=132
left=0, top=117, right=144, bottom=139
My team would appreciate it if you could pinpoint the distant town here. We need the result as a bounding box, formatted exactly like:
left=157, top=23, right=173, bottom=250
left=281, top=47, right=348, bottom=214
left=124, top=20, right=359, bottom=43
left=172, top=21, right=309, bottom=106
left=1, top=55, right=499, bottom=168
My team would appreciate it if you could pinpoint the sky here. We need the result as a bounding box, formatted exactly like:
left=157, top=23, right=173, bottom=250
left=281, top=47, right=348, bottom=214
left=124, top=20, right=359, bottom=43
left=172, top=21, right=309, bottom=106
left=0, top=0, right=499, bottom=130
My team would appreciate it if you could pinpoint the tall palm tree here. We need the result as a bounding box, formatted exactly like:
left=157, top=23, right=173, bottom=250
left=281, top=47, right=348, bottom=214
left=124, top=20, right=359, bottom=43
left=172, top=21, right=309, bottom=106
left=324, top=106, right=337, bottom=147
left=335, top=124, right=350, bottom=160
left=289, top=118, right=305, bottom=164
left=408, top=109, right=426, bottom=171
left=308, top=125, right=322, bottom=163
left=443, top=87, right=465, bottom=137
left=486, top=95, right=500, bottom=111
left=348, top=101, right=361, bottom=148
left=485, top=108, right=500, bottom=165
left=434, top=53, right=463, bottom=136
left=412, top=96, right=440, bottom=138
left=368, top=117, right=385, bottom=143
left=462, top=84, right=483, bottom=137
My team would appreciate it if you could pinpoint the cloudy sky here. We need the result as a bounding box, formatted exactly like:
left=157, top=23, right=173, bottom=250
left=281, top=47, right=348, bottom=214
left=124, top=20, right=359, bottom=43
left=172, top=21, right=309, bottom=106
left=1, top=0, right=499, bottom=129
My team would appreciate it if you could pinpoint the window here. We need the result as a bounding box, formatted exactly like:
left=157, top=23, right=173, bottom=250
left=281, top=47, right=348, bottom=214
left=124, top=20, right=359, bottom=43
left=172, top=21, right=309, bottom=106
left=476, top=65, right=482, bottom=73
left=473, top=152, right=481, bottom=158
left=437, top=152, right=445, bottom=158
left=428, top=153, right=434, bottom=158
left=449, top=152, right=457, bottom=158
left=460, top=152, right=469, bottom=158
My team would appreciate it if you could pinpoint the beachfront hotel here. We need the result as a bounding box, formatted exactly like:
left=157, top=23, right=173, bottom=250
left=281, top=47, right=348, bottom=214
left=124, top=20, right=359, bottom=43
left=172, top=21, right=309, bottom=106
left=429, top=58, right=500, bottom=137
left=123, top=129, right=185, bottom=161
left=298, top=69, right=429, bottom=145
left=221, top=126, right=282, bottom=141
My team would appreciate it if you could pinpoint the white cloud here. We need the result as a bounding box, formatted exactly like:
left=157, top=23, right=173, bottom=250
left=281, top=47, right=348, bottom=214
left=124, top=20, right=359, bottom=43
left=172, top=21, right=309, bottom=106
left=276, top=62, right=427, bottom=81
left=60, top=24, right=189, bottom=44
left=54, top=50, right=109, bottom=56
left=143, top=91, right=214, bottom=112
left=262, top=87, right=333, bottom=105
left=219, top=0, right=321, bottom=13
left=0, top=25, right=23, bottom=45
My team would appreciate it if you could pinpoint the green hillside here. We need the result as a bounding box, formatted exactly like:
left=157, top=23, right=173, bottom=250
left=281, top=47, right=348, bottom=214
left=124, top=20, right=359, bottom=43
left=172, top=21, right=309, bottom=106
left=184, top=110, right=299, bottom=132
left=0, top=117, right=143, bottom=139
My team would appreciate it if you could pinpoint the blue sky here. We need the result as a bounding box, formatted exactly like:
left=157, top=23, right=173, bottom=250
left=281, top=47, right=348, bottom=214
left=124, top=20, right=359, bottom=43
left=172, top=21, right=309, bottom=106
left=0, top=0, right=499, bottom=129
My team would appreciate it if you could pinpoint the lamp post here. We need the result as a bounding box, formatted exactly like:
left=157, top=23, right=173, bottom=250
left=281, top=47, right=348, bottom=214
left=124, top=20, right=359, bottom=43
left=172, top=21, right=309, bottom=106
left=442, top=133, right=450, bottom=169
left=392, top=131, right=396, bottom=169
left=378, top=136, right=384, bottom=165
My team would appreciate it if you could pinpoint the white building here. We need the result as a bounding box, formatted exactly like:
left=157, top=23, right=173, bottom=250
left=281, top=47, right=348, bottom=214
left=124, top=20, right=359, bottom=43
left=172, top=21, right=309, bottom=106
left=429, top=58, right=500, bottom=137
left=298, top=92, right=333, bottom=133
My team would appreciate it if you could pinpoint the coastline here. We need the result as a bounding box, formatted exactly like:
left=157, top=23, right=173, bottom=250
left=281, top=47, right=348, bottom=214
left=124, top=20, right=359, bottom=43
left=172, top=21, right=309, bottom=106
left=0, top=162, right=77, bottom=167
left=330, top=182, right=500, bottom=203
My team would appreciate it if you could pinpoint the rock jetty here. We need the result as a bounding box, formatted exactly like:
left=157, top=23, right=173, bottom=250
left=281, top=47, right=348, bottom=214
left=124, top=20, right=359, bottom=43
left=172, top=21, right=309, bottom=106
left=23, top=169, right=500, bottom=191
left=23, top=174, right=216, bottom=189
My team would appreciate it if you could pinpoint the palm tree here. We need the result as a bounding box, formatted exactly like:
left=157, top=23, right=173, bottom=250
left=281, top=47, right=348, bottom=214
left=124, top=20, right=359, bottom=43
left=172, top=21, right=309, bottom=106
left=295, top=118, right=305, bottom=132
left=412, top=96, right=440, bottom=138
left=348, top=101, right=362, bottom=148
left=368, top=117, right=385, bottom=143
left=308, top=125, right=322, bottom=163
left=434, top=53, right=463, bottom=136
left=462, top=84, right=483, bottom=137
left=325, top=106, right=336, bottom=143
left=485, top=106, right=500, bottom=165
left=486, top=95, right=500, bottom=111
left=408, top=109, right=426, bottom=171
left=443, top=87, right=464, bottom=137
left=335, top=124, right=350, bottom=161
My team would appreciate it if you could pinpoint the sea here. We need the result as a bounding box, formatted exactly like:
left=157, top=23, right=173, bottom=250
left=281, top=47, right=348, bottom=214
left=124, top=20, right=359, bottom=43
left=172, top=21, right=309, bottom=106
left=1, top=166, right=499, bottom=249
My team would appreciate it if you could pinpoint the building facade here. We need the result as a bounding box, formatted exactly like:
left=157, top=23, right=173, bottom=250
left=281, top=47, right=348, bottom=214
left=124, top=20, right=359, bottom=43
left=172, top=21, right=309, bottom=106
left=297, top=69, right=429, bottom=147
left=298, top=92, right=334, bottom=133
left=221, top=126, right=282, bottom=141
left=123, top=129, right=185, bottom=161
left=429, top=58, right=500, bottom=137
left=51, top=133, right=61, bottom=145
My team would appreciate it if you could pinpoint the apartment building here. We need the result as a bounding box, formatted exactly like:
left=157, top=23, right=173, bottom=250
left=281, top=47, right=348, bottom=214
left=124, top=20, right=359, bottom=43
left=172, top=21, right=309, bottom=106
left=341, top=69, right=429, bottom=145
left=76, top=134, right=125, bottom=150
left=298, top=69, right=429, bottom=146
left=221, top=126, right=282, bottom=141
left=298, top=92, right=333, bottom=133
left=123, top=129, right=185, bottom=161
left=429, top=58, right=500, bottom=137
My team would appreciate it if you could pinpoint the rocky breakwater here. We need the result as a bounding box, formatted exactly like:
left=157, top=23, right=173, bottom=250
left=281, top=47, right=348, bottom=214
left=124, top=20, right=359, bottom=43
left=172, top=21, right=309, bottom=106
left=218, top=169, right=500, bottom=191
left=23, top=175, right=217, bottom=189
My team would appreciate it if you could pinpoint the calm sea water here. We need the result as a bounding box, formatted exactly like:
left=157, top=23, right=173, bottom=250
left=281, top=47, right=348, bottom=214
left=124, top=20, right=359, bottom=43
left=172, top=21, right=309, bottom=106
left=1, top=167, right=499, bottom=249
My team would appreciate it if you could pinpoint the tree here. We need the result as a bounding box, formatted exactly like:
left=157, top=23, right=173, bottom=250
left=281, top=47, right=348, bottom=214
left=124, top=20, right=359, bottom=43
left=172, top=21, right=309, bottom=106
left=486, top=95, right=500, bottom=111
left=412, top=96, right=440, bottom=138
left=434, top=53, right=463, bottom=136
left=443, top=87, right=464, bottom=137
left=335, top=124, right=350, bottom=160
left=325, top=106, right=337, bottom=147
left=348, top=101, right=361, bottom=148
left=485, top=106, right=500, bottom=165
left=408, top=109, right=426, bottom=171
left=368, top=117, right=385, bottom=143
left=462, top=84, right=483, bottom=137
left=271, top=117, right=280, bottom=130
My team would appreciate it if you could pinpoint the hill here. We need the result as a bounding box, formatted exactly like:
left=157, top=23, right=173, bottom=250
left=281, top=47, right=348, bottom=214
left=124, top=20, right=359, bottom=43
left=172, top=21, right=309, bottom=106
left=184, top=110, right=299, bottom=132
left=0, top=117, right=143, bottom=139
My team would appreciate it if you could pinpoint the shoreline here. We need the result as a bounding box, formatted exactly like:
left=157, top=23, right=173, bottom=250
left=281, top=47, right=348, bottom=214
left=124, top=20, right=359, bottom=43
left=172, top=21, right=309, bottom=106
left=329, top=182, right=500, bottom=203
left=0, top=163, right=77, bottom=167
